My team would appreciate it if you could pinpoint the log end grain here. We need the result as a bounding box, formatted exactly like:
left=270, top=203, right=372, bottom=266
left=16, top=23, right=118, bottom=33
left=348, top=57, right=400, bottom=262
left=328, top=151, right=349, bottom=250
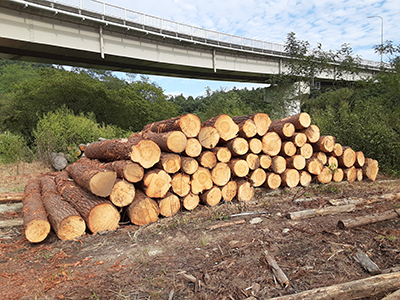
left=158, top=193, right=181, bottom=217
left=221, top=181, right=238, bottom=201
left=249, top=138, right=263, bottom=154
left=130, top=140, right=161, bottom=169
left=262, top=132, right=282, bottom=156
left=264, top=173, right=282, bottom=190
left=180, top=114, right=202, bottom=138
left=214, top=114, right=239, bottom=141
left=250, top=168, right=267, bottom=187
left=211, top=162, right=231, bottom=186
left=237, top=180, right=255, bottom=202
left=25, top=219, right=51, bottom=243
left=181, top=193, right=200, bottom=210
left=200, top=186, right=222, bottom=206
left=123, top=162, right=144, bottom=183
left=88, top=203, right=120, bottom=234
left=198, top=126, right=220, bottom=149
left=128, top=194, right=160, bottom=226
left=109, top=179, right=135, bottom=207
left=253, top=113, right=271, bottom=136
left=58, top=215, right=86, bottom=241
left=90, top=171, right=117, bottom=197
left=185, top=138, right=202, bottom=158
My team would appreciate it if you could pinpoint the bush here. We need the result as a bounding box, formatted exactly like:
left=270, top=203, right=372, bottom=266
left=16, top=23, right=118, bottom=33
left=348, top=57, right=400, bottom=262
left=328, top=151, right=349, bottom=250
left=33, top=107, right=128, bottom=161
left=0, top=132, right=30, bottom=164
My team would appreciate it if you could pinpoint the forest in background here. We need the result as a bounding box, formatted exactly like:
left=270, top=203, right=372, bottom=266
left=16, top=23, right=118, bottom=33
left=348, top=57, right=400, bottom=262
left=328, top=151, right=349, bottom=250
left=0, top=33, right=399, bottom=175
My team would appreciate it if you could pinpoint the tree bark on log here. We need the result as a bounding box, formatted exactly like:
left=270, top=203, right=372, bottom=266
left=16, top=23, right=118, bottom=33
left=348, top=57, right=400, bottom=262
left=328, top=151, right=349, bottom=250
left=286, top=155, right=306, bottom=170
left=228, top=159, right=249, bottom=177
left=353, top=249, right=381, bottom=275
left=221, top=181, right=238, bottom=201
left=248, top=138, right=263, bottom=154
left=141, top=131, right=187, bottom=154
left=262, top=132, right=282, bottom=156
left=22, top=178, right=51, bottom=243
left=181, top=157, right=199, bottom=175
left=363, top=158, right=379, bottom=181
left=250, top=168, right=267, bottom=187
left=142, top=169, right=171, bottom=198
left=313, top=136, right=336, bottom=153
left=237, top=179, right=255, bottom=202
left=232, top=113, right=271, bottom=136
left=191, top=167, right=213, bottom=194
left=338, top=209, right=400, bottom=229
left=200, top=186, right=222, bottom=206
left=142, top=113, right=201, bottom=138
left=104, top=160, right=144, bottom=183
left=382, top=288, right=400, bottom=300
left=171, top=173, right=191, bottom=197
left=265, top=253, right=290, bottom=287
left=281, top=169, right=300, bottom=188
left=236, top=119, right=257, bottom=139
left=202, top=114, right=239, bottom=142
left=181, top=193, right=200, bottom=210
left=127, top=190, right=160, bottom=226
left=338, top=146, right=356, bottom=168
left=157, top=153, right=181, bottom=174
left=275, top=112, right=311, bottom=130
left=197, top=151, right=217, bottom=169
left=263, top=173, right=282, bottom=190
left=55, top=172, right=120, bottom=234
left=259, top=154, right=272, bottom=169
left=109, top=178, right=135, bottom=207
left=211, top=147, right=232, bottom=163
left=198, top=126, right=220, bottom=149
left=66, top=162, right=116, bottom=197
left=226, top=137, right=249, bottom=156
left=279, top=141, right=297, bottom=157
left=184, top=138, right=202, bottom=158
left=289, top=132, right=307, bottom=147
left=299, top=124, right=320, bottom=143
left=268, top=272, right=400, bottom=300
left=40, top=176, right=86, bottom=240
left=299, top=170, right=312, bottom=187
left=211, top=162, right=231, bottom=187
left=157, top=192, right=181, bottom=217
left=297, top=143, right=313, bottom=159
left=289, top=204, right=356, bottom=220
left=271, top=156, right=286, bottom=174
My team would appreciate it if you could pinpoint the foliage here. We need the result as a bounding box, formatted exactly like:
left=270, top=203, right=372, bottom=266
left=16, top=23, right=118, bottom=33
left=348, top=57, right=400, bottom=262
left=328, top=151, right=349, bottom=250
left=0, top=132, right=30, bottom=164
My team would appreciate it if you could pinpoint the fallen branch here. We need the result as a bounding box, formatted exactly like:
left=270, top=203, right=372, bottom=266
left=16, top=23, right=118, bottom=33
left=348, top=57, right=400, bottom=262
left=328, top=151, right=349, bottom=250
left=0, top=218, right=23, bottom=229
left=288, top=204, right=356, bottom=220
left=353, top=249, right=381, bottom=275
left=338, top=209, right=400, bottom=229
left=0, top=203, right=23, bottom=214
left=264, top=251, right=289, bottom=288
left=0, top=192, right=24, bottom=203
left=230, top=211, right=269, bottom=217
left=329, top=192, right=400, bottom=206
left=207, top=219, right=246, bottom=230
left=268, top=271, right=400, bottom=300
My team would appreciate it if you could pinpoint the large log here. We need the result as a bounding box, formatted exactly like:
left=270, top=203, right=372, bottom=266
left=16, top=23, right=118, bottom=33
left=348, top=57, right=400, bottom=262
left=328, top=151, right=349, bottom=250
left=171, top=173, right=191, bottom=197
left=271, top=156, right=286, bottom=174
left=197, top=151, right=217, bottom=169
left=279, top=141, right=297, bottom=157
left=142, top=169, right=171, bottom=198
left=262, top=132, right=282, bottom=156
left=275, top=112, right=311, bottom=130
left=232, top=113, right=271, bottom=136
left=158, top=192, right=181, bottom=217
left=297, top=143, right=313, bottom=159
left=109, top=178, right=135, bottom=207
left=127, top=190, right=160, bottom=226
left=268, top=272, right=400, bottom=300
left=142, top=113, right=201, bottom=138
left=248, top=138, right=263, bottom=154
left=316, top=166, right=333, bottom=184
left=211, top=147, right=232, bottom=163
left=200, top=186, right=222, bottom=206
left=40, top=176, right=86, bottom=240
left=263, top=173, right=281, bottom=190
left=181, top=157, right=199, bottom=175
left=237, top=180, right=255, bottom=202
left=363, top=158, right=379, bottom=181
left=191, top=167, right=213, bottom=194
left=268, top=121, right=295, bottom=138
left=104, top=160, right=144, bottom=183
left=250, top=168, right=267, bottom=187
left=312, top=136, right=336, bottom=153
left=198, top=126, right=220, bottom=149
left=66, top=162, right=116, bottom=197
left=141, top=130, right=187, bottom=153
left=332, top=168, right=344, bottom=182
left=338, top=146, right=356, bottom=168
left=312, top=152, right=327, bottom=165
left=344, top=166, right=357, bottom=183
left=306, top=157, right=324, bottom=175
left=338, top=209, right=400, bottom=229
left=22, top=178, right=51, bottom=243
left=228, top=159, right=249, bottom=177
left=55, top=172, right=120, bottom=234
left=299, top=124, right=320, bottom=143
left=157, top=153, right=181, bottom=174
left=211, top=162, right=231, bottom=186
left=286, top=155, right=306, bottom=170
left=221, top=181, right=238, bottom=201
left=236, top=119, right=257, bottom=138
left=226, top=137, right=249, bottom=156
left=281, top=169, right=300, bottom=188
left=185, top=138, right=202, bottom=157
left=181, top=193, right=200, bottom=211
left=202, top=114, right=239, bottom=142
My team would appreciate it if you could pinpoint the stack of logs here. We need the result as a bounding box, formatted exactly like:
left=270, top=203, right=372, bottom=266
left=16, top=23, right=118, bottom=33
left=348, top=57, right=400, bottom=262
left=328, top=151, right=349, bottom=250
left=22, top=112, right=379, bottom=243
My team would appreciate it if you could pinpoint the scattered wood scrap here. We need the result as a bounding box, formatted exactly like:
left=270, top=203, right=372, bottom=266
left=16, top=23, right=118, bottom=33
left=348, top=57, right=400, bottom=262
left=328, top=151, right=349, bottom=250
left=353, top=249, right=381, bottom=275
left=0, top=192, right=24, bottom=203
left=264, top=251, right=290, bottom=288
left=288, top=204, right=356, bottom=220
left=0, top=218, right=23, bottom=229
left=338, top=209, right=400, bottom=229
left=207, top=219, right=246, bottom=231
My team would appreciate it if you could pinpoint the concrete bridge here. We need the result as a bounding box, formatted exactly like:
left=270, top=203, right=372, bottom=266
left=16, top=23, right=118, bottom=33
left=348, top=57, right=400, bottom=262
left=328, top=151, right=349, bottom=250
left=0, top=0, right=382, bottom=84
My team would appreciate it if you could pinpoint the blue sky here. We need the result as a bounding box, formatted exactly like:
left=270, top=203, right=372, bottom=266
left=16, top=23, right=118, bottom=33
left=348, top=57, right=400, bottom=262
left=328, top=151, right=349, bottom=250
left=105, top=0, right=399, bottom=98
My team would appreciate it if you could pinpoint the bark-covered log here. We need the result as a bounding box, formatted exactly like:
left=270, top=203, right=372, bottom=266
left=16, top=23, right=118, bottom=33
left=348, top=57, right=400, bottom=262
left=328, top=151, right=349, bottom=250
left=297, top=143, right=313, bottom=159
left=104, top=160, right=144, bottom=183
left=228, top=159, right=249, bottom=177
left=181, top=193, right=200, bottom=211
left=158, top=192, right=181, bottom=217
left=22, top=178, right=51, bottom=243
left=221, top=181, right=238, bottom=201
left=279, top=141, right=297, bottom=157
left=259, top=154, right=272, bottom=169
left=0, top=192, right=24, bottom=203
left=202, top=114, right=239, bottom=142
left=141, top=131, right=187, bottom=153
left=127, top=190, right=160, bottom=226
left=275, top=112, right=311, bottom=130
left=248, top=138, right=263, bottom=154
left=289, top=204, right=356, bottom=220
left=363, top=158, right=379, bottom=181
left=299, top=124, right=320, bottom=143
left=226, top=137, right=249, bottom=156
left=66, top=162, right=116, bottom=197
left=197, top=151, right=217, bottom=169
left=40, top=176, right=86, bottom=241
left=200, top=186, right=222, bottom=206
left=157, top=153, right=181, bottom=174
left=281, top=169, right=300, bottom=188
left=142, top=169, right=171, bottom=198
left=353, top=249, right=381, bottom=275
left=338, top=146, right=356, bottom=168
left=250, top=168, right=267, bottom=187
left=237, top=179, right=255, bottom=202
left=299, top=170, right=312, bottom=187
left=232, top=113, right=271, bottom=136
left=109, top=178, right=135, bottom=207
left=268, top=121, right=295, bottom=138
left=262, top=132, right=282, bottom=156
left=171, top=173, right=191, bottom=197
left=55, top=172, right=120, bottom=234
left=142, top=113, right=201, bottom=138
left=198, top=126, right=220, bottom=149
left=211, top=147, right=232, bottom=163
left=338, top=209, right=400, bottom=229
left=191, top=167, right=213, bottom=194
left=286, top=155, right=306, bottom=170
left=263, top=173, right=281, bottom=190
left=185, top=138, right=202, bottom=158
left=265, top=253, right=290, bottom=288
left=211, top=162, right=231, bottom=186
left=271, top=156, right=286, bottom=174
left=181, top=157, right=199, bottom=175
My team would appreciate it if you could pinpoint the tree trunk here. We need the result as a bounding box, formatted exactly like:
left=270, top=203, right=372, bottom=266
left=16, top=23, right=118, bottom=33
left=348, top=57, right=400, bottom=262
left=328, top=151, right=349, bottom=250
left=355, top=151, right=365, bottom=168
left=221, top=181, right=238, bottom=201
left=202, top=114, right=239, bottom=142
left=299, top=171, right=312, bottom=187
left=171, top=173, right=191, bottom=197
left=332, top=168, right=344, bottom=182
left=271, top=156, right=286, bottom=174
left=197, top=151, right=217, bottom=169
left=228, top=159, right=249, bottom=177
left=232, top=113, right=271, bottom=136
left=181, top=157, right=199, bottom=175
left=249, top=168, right=267, bottom=187
left=200, top=186, right=222, bottom=206
left=259, top=154, right=272, bottom=169
left=299, top=124, right=320, bottom=143
left=22, top=178, right=51, bottom=243
left=191, top=167, right=213, bottom=194
left=142, top=113, right=201, bottom=138
left=181, top=193, right=200, bottom=211
left=312, top=152, right=327, bottom=165
left=332, top=143, right=343, bottom=157
left=66, top=162, right=116, bottom=197
left=211, top=162, right=231, bottom=186
left=337, top=146, right=356, bottom=168
left=286, top=155, right=306, bottom=170
left=55, top=172, right=120, bottom=234
left=275, top=112, right=311, bottom=130
left=263, top=173, right=281, bottom=190
left=157, top=192, right=181, bottom=217
left=297, top=143, right=313, bottom=159
left=127, top=190, right=160, bottom=226
left=262, top=132, right=282, bottom=156
left=279, top=141, right=297, bottom=157
left=306, top=157, right=324, bottom=175
left=237, top=180, right=255, bottom=202
left=316, top=166, right=333, bottom=184
left=344, top=166, right=357, bottom=183
left=157, top=153, right=181, bottom=174
left=109, top=178, right=135, bottom=207
left=141, top=130, right=187, bottom=153
left=313, top=136, right=336, bottom=153
left=198, top=126, right=220, bottom=149
left=242, top=153, right=260, bottom=170
left=363, top=158, right=379, bottom=181
left=104, top=160, right=144, bottom=183
left=289, top=132, right=307, bottom=147
left=236, top=119, right=257, bottom=139
left=142, top=169, right=171, bottom=198
left=281, top=169, right=300, bottom=188
left=211, top=147, right=232, bottom=163
left=185, top=138, right=202, bottom=157
left=226, top=137, right=249, bottom=156
left=268, top=121, right=295, bottom=138
left=248, top=138, right=263, bottom=154
left=40, top=176, right=86, bottom=241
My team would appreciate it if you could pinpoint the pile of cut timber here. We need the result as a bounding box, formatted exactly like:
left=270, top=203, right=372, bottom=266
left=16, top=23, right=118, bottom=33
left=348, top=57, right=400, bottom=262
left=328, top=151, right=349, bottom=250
left=21, top=113, right=379, bottom=243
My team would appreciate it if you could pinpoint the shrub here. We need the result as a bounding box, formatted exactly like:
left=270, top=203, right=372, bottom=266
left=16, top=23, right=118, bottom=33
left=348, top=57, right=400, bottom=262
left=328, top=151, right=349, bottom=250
left=0, top=132, right=30, bottom=164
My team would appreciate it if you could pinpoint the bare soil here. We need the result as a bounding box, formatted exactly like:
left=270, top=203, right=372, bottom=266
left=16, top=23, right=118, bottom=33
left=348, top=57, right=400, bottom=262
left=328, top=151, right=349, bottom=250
left=1, top=163, right=400, bottom=300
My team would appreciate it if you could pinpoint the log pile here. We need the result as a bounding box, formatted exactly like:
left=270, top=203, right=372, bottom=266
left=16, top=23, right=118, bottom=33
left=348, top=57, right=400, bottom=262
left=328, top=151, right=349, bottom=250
left=20, top=112, right=379, bottom=243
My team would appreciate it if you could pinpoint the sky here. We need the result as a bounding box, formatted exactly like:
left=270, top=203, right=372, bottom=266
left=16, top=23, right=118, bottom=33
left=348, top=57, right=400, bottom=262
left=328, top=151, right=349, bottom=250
left=104, top=0, right=400, bottom=98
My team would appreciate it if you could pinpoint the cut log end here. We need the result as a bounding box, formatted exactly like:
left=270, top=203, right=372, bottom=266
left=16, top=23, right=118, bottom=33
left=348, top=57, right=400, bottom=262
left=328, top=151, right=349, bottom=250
left=237, top=180, right=255, bottom=202
left=221, top=181, right=238, bottom=201
left=128, top=191, right=160, bottom=226
left=158, top=193, right=181, bottom=217
left=198, top=126, right=220, bottom=149
left=185, top=138, right=202, bottom=158
left=182, top=193, right=200, bottom=210
left=88, top=203, right=120, bottom=234
left=109, top=179, right=135, bottom=207
left=130, top=140, right=161, bottom=169
left=25, top=220, right=51, bottom=243
left=90, top=171, right=117, bottom=197
left=180, top=114, right=202, bottom=137
left=58, top=215, right=86, bottom=241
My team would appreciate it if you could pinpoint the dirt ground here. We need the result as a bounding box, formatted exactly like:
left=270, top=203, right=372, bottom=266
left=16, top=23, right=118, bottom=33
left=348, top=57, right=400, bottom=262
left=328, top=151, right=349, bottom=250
left=1, top=163, right=400, bottom=300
